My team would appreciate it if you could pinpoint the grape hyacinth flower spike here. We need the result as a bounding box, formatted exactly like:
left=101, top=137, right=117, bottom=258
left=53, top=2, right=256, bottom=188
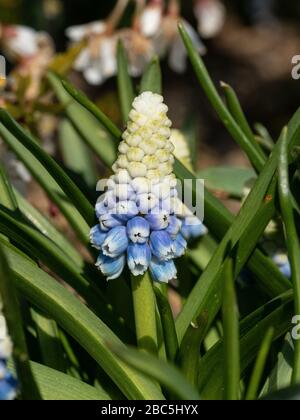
left=91, top=91, right=206, bottom=283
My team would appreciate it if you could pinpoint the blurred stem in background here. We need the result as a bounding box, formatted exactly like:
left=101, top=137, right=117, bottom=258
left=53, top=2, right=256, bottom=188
left=107, top=0, right=130, bottom=32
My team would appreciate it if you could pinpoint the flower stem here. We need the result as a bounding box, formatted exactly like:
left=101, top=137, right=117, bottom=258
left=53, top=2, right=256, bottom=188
left=107, top=0, right=130, bottom=31
left=0, top=245, right=41, bottom=400
left=131, top=272, right=158, bottom=354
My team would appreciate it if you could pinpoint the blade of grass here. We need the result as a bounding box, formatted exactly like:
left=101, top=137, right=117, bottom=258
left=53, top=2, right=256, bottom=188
left=0, top=245, right=41, bottom=400
left=31, top=308, right=66, bottom=372
left=278, top=128, right=300, bottom=384
left=8, top=360, right=111, bottom=400
left=0, top=109, right=95, bottom=227
left=178, top=311, right=208, bottom=386
left=0, top=123, right=89, bottom=244
left=1, top=239, right=165, bottom=400
left=220, top=82, right=259, bottom=149
left=140, top=56, right=162, bottom=94
left=60, top=77, right=121, bottom=141
left=262, top=385, right=300, bottom=400
left=117, top=41, right=135, bottom=124
left=0, top=163, right=18, bottom=210
left=0, top=205, right=132, bottom=340
left=14, top=188, right=82, bottom=266
left=154, top=287, right=179, bottom=362
left=255, top=123, right=275, bottom=153
left=198, top=291, right=293, bottom=399
left=0, top=167, right=71, bottom=376
left=48, top=72, right=117, bottom=167
left=261, top=333, right=294, bottom=396
left=222, top=259, right=240, bottom=400
left=110, top=344, right=201, bottom=400
left=179, top=22, right=267, bottom=173
left=176, top=129, right=290, bottom=343
left=59, top=119, right=97, bottom=188
left=246, top=327, right=275, bottom=400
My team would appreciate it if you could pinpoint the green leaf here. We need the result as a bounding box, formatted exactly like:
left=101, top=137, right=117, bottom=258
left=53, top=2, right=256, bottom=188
left=254, top=123, right=274, bottom=152
left=59, top=75, right=121, bottom=141
left=178, top=311, right=208, bottom=386
left=111, top=345, right=201, bottom=400
left=262, top=385, right=300, bottom=401
left=178, top=22, right=266, bottom=173
left=222, top=259, right=240, bottom=400
left=261, top=334, right=294, bottom=396
left=0, top=205, right=131, bottom=339
left=198, top=292, right=293, bottom=399
left=154, top=287, right=179, bottom=362
left=9, top=360, right=111, bottom=400
left=1, top=239, right=165, bottom=400
left=0, top=163, right=18, bottom=210
left=0, top=109, right=94, bottom=227
left=117, top=41, right=135, bottom=124
left=198, top=166, right=256, bottom=198
left=0, top=121, right=89, bottom=244
left=31, top=308, right=66, bottom=372
left=48, top=71, right=117, bottom=167
left=220, top=82, right=259, bottom=152
left=14, top=188, right=83, bottom=267
left=175, top=128, right=291, bottom=343
left=246, top=327, right=275, bottom=400
left=0, top=245, right=41, bottom=400
left=278, top=127, right=300, bottom=384
left=59, top=119, right=97, bottom=188
left=140, top=56, right=162, bottom=95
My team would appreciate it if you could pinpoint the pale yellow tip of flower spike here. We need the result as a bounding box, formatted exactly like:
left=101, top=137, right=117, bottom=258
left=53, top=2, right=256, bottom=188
left=113, top=91, right=175, bottom=182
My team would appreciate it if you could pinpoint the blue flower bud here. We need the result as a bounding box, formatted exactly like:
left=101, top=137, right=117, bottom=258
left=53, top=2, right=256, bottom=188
left=136, top=193, right=158, bottom=214
left=181, top=216, right=207, bottom=240
left=90, top=225, right=107, bottom=250
left=99, top=213, right=123, bottom=231
left=150, top=258, right=177, bottom=283
left=96, top=252, right=126, bottom=280
left=112, top=201, right=139, bottom=223
left=127, top=243, right=151, bottom=276
left=145, top=209, right=170, bottom=230
left=95, top=191, right=116, bottom=218
left=172, top=234, right=187, bottom=258
left=150, top=230, right=174, bottom=261
left=127, top=216, right=150, bottom=244
left=102, top=226, right=129, bottom=258
left=166, top=216, right=182, bottom=239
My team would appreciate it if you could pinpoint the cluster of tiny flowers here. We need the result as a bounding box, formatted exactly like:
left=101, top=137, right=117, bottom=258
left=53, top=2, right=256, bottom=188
left=0, top=303, right=17, bottom=400
left=91, top=91, right=206, bottom=283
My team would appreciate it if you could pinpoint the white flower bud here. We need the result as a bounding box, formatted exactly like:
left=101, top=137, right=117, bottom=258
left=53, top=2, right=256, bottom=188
left=116, top=155, right=129, bottom=169
left=131, top=177, right=151, bottom=194
left=142, top=155, right=160, bottom=170
left=118, top=141, right=129, bottom=154
left=127, top=147, right=145, bottom=162
left=126, top=134, right=142, bottom=147
left=140, top=140, right=158, bottom=155
left=128, top=162, right=147, bottom=178
left=113, top=169, right=132, bottom=185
